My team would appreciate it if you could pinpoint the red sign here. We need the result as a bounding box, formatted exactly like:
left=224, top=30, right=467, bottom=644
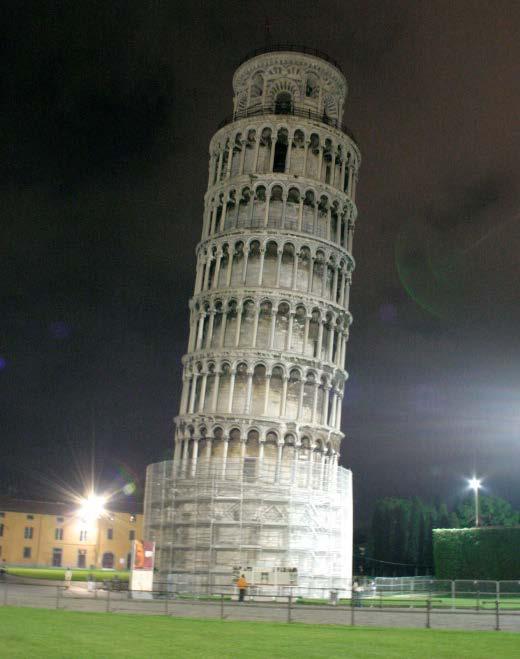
left=132, top=540, right=155, bottom=571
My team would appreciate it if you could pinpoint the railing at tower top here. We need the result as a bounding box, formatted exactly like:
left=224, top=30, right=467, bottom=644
left=238, top=44, right=344, bottom=73
left=217, top=104, right=358, bottom=145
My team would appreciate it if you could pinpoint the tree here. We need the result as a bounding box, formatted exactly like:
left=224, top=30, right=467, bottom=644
left=456, top=495, right=519, bottom=528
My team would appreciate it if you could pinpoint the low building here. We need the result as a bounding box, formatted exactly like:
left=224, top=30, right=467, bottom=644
left=0, top=497, right=143, bottom=570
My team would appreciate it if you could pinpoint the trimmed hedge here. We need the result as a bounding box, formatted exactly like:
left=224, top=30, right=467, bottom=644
left=433, top=527, right=520, bottom=580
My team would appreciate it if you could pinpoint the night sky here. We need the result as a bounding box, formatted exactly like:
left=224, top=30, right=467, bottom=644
left=2, top=2, right=519, bottom=525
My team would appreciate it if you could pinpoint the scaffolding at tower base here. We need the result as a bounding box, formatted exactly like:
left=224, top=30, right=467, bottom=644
left=144, top=458, right=353, bottom=599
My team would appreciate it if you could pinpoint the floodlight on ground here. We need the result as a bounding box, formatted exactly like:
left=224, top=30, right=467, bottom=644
left=467, top=477, right=482, bottom=527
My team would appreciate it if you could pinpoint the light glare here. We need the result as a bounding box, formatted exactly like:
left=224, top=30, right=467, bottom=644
left=78, top=493, right=107, bottom=523
left=468, top=477, right=481, bottom=491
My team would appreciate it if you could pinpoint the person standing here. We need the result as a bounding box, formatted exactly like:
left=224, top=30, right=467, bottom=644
left=64, top=567, right=72, bottom=590
left=236, top=574, right=248, bottom=602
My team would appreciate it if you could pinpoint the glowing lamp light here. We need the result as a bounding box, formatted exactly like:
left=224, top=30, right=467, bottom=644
left=468, top=477, right=481, bottom=491
left=78, top=493, right=107, bottom=524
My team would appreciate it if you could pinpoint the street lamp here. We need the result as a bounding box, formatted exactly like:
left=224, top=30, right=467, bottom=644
left=468, top=477, right=482, bottom=527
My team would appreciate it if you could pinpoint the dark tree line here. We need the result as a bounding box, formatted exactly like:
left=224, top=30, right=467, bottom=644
left=363, top=495, right=518, bottom=576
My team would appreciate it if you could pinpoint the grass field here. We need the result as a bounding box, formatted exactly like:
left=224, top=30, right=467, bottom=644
left=0, top=608, right=518, bottom=658
left=6, top=567, right=129, bottom=582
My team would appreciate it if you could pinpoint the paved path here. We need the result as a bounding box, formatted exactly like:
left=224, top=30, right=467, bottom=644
left=2, top=581, right=519, bottom=632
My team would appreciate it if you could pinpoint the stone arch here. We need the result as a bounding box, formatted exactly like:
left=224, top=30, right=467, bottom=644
left=262, top=240, right=278, bottom=287
left=274, top=301, right=290, bottom=351
left=257, top=298, right=273, bottom=349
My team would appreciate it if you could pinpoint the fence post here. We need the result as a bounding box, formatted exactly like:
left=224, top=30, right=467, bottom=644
left=350, top=600, right=355, bottom=627
left=106, top=587, right=111, bottom=613
left=3, top=581, right=8, bottom=606
left=164, top=590, right=168, bottom=616
left=451, top=580, right=455, bottom=611
left=220, top=593, right=224, bottom=620
left=287, top=594, right=292, bottom=624
left=56, top=586, right=61, bottom=610
left=425, top=597, right=431, bottom=629
left=495, top=600, right=500, bottom=631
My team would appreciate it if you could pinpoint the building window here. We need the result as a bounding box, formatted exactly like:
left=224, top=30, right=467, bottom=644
left=0, top=524, right=4, bottom=537
left=24, top=527, right=33, bottom=539
left=102, top=552, right=114, bottom=569
left=130, top=515, right=136, bottom=523
left=77, top=550, right=87, bottom=569
left=57, top=517, right=64, bottom=523
left=55, top=528, right=63, bottom=540
left=79, top=529, right=87, bottom=542
left=23, top=547, right=31, bottom=559
left=107, top=528, right=113, bottom=540
left=129, top=530, right=135, bottom=541
left=52, top=548, right=62, bottom=567
left=27, top=515, right=34, bottom=520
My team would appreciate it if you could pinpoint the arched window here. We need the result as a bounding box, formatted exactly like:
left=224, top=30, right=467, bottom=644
left=224, top=300, right=238, bottom=347
left=250, top=72, right=263, bottom=100
left=268, top=185, right=283, bottom=228
left=204, top=363, right=216, bottom=412
left=274, top=302, right=290, bottom=350
left=275, top=92, right=292, bottom=114
left=245, top=241, right=261, bottom=287
left=262, top=241, right=278, bottom=288
left=286, top=369, right=301, bottom=420
left=251, top=364, right=266, bottom=417
left=217, top=364, right=231, bottom=411
left=305, top=74, right=319, bottom=98
left=268, top=366, right=284, bottom=417
left=252, top=186, right=266, bottom=226
left=230, top=242, right=244, bottom=288
left=257, top=300, right=273, bottom=349
left=273, top=129, right=288, bottom=173
left=232, top=362, right=248, bottom=414
left=239, top=299, right=256, bottom=346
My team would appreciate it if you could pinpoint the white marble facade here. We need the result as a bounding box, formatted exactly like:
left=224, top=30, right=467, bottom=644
left=144, top=49, right=360, bottom=595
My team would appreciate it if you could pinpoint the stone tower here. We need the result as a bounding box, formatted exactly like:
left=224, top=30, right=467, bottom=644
left=144, top=46, right=361, bottom=595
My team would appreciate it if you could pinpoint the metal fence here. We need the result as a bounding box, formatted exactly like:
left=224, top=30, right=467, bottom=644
left=1, top=578, right=519, bottom=632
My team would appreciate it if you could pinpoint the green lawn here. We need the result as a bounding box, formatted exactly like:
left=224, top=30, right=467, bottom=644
left=0, top=608, right=518, bottom=658
left=6, top=567, right=129, bottom=582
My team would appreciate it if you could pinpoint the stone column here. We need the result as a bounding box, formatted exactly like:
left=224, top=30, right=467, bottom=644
left=213, top=250, right=222, bottom=289
left=317, top=319, right=324, bottom=360
left=280, top=376, right=288, bottom=417
left=291, top=251, right=299, bottom=289
left=219, top=309, right=228, bottom=348
left=211, top=369, right=220, bottom=411
left=322, top=384, right=330, bottom=425
left=180, top=375, right=190, bottom=414
left=275, top=248, right=283, bottom=286
left=263, top=373, right=271, bottom=415
left=227, top=369, right=236, bottom=413
left=258, top=440, right=265, bottom=479
left=197, top=372, right=208, bottom=412
left=238, top=139, right=247, bottom=175
left=206, top=311, right=215, bottom=349
left=196, top=313, right=206, bottom=350
left=269, top=309, right=277, bottom=348
left=234, top=303, right=243, bottom=347
left=275, top=441, right=283, bottom=483
left=221, top=438, right=229, bottom=478
left=180, top=438, right=189, bottom=477
left=302, top=315, right=310, bottom=355
left=245, top=369, right=253, bottom=414
left=336, top=393, right=343, bottom=430
left=286, top=311, right=294, bottom=351
left=311, top=381, right=319, bottom=423
left=188, top=373, right=199, bottom=414
left=327, top=323, right=334, bottom=362
left=329, top=389, right=337, bottom=428
left=251, top=302, right=260, bottom=348
left=257, top=248, right=265, bottom=285
left=297, top=378, right=305, bottom=419
left=190, top=438, right=199, bottom=477
left=308, top=257, right=315, bottom=293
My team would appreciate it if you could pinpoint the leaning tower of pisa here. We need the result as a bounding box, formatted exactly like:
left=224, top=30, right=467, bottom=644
left=144, top=46, right=361, bottom=596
